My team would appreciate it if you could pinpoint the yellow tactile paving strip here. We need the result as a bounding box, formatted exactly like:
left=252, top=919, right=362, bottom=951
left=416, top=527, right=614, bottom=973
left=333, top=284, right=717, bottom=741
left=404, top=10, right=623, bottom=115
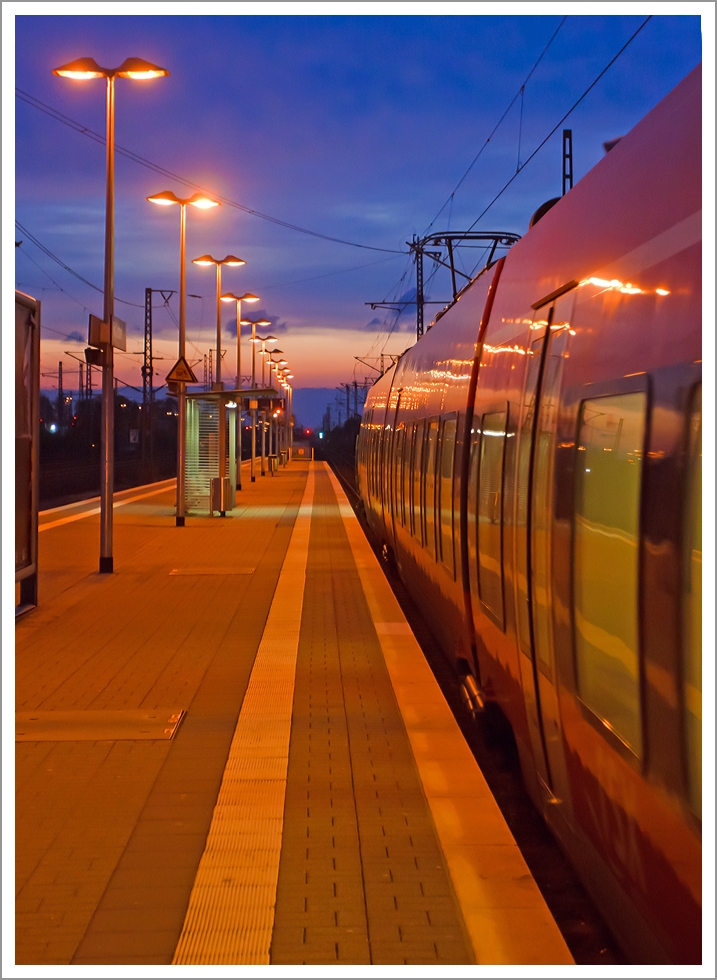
left=325, top=466, right=574, bottom=964
left=172, top=468, right=315, bottom=965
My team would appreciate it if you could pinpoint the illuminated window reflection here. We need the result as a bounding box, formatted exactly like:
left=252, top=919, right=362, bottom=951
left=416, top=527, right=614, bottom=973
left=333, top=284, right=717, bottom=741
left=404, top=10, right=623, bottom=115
left=573, top=392, right=646, bottom=755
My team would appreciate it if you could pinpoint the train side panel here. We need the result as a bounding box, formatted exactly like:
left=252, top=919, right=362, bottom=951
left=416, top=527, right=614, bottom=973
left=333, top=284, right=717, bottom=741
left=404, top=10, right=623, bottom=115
left=357, top=65, right=701, bottom=964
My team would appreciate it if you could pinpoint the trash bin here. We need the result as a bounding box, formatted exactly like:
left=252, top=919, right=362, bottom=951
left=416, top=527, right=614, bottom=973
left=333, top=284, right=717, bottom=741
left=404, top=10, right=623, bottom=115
left=280, top=450, right=288, bottom=467
left=210, top=476, right=234, bottom=514
left=268, top=454, right=279, bottom=475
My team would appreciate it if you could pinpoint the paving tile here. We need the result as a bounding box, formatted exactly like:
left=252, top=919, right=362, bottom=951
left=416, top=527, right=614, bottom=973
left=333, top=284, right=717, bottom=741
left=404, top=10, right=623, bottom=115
left=94, top=885, right=191, bottom=912
left=72, top=929, right=180, bottom=963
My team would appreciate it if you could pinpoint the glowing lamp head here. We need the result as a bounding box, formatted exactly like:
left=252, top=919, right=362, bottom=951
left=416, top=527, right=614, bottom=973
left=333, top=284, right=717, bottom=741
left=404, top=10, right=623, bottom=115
left=221, top=255, right=246, bottom=267
left=53, top=57, right=169, bottom=80
left=192, top=255, right=216, bottom=266
left=115, top=58, right=170, bottom=80
left=147, top=190, right=181, bottom=206
left=188, top=193, right=220, bottom=210
left=52, top=57, right=106, bottom=79
left=240, top=293, right=260, bottom=303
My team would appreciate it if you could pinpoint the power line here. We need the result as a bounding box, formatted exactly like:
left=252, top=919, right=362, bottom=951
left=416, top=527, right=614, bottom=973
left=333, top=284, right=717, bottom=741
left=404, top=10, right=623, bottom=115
left=423, top=16, right=567, bottom=236
left=15, top=220, right=145, bottom=308
left=16, top=87, right=406, bottom=256
left=256, top=253, right=403, bottom=292
left=16, top=245, right=94, bottom=315
left=464, top=16, right=652, bottom=236
left=369, top=18, right=650, bottom=354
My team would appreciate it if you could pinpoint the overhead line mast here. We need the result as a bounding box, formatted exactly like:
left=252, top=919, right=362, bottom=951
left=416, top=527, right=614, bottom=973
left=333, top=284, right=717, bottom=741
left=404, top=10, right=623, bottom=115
left=366, top=231, right=520, bottom=340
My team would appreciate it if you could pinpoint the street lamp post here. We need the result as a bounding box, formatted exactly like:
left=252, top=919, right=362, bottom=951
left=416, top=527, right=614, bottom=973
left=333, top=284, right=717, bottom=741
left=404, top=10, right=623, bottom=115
left=282, top=375, right=294, bottom=458
left=54, top=56, right=168, bottom=572
left=267, top=352, right=287, bottom=457
left=147, top=192, right=220, bottom=525
left=193, top=255, right=245, bottom=515
left=220, top=292, right=259, bottom=491
left=241, top=319, right=273, bottom=481
left=254, top=333, right=278, bottom=476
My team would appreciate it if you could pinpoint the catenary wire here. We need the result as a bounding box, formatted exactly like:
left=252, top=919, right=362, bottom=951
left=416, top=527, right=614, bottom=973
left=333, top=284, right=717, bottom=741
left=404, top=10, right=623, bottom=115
left=422, top=16, right=567, bottom=236
left=462, top=16, right=652, bottom=237
left=386, top=17, right=652, bottom=327
left=16, top=88, right=406, bottom=255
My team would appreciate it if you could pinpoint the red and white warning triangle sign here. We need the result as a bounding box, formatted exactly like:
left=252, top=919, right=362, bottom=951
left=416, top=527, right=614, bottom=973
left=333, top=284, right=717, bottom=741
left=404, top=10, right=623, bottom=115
left=166, top=357, right=198, bottom=384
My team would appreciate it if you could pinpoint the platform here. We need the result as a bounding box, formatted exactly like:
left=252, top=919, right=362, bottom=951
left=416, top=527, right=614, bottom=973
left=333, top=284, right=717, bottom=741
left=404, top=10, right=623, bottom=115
left=14, top=462, right=573, bottom=966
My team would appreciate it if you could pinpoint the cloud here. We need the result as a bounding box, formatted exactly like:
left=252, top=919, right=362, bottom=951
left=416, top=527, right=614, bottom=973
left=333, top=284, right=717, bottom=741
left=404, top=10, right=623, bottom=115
left=66, top=330, right=84, bottom=342
left=223, top=308, right=288, bottom=338
left=359, top=316, right=384, bottom=332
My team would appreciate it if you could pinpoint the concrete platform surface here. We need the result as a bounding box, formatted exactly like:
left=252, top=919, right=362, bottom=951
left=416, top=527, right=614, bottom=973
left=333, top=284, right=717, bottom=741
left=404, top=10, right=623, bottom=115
left=14, top=461, right=573, bottom=968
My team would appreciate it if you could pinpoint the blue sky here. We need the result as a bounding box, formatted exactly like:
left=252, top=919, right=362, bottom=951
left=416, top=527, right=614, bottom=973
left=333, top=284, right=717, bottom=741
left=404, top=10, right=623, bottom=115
left=7, top=6, right=705, bottom=404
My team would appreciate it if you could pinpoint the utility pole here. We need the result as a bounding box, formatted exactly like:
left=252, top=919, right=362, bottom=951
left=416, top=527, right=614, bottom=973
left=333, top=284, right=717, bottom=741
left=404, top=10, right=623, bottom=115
left=57, top=361, right=64, bottom=427
left=368, top=232, right=519, bottom=341
left=142, top=288, right=175, bottom=482
left=415, top=240, right=424, bottom=338
left=562, top=129, right=574, bottom=196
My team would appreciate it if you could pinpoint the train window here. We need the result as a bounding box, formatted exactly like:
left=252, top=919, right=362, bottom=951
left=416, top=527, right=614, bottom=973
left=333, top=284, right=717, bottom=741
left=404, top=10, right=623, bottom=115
left=404, top=423, right=414, bottom=530
left=422, top=418, right=439, bottom=559
left=573, top=391, right=646, bottom=757
left=478, top=411, right=507, bottom=625
left=393, top=424, right=405, bottom=525
left=439, top=416, right=457, bottom=576
left=412, top=420, right=425, bottom=541
left=682, top=385, right=701, bottom=816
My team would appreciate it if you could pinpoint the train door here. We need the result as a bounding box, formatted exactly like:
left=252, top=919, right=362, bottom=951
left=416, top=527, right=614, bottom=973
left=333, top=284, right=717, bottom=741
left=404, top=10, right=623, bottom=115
left=514, top=289, right=575, bottom=809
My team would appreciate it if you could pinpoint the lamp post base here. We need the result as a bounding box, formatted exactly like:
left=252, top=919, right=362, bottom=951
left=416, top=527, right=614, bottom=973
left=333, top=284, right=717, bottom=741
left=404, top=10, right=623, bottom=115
left=99, top=556, right=113, bottom=574
left=176, top=516, right=185, bottom=527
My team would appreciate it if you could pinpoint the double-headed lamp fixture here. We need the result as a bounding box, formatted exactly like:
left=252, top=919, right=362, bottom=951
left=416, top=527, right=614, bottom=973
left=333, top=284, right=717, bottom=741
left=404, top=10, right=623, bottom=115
left=193, top=254, right=246, bottom=268
left=147, top=190, right=220, bottom=210
left=221, top=292, right=260, bottom=305
left=241, top=319, right=273, bottom=329
left=53, top=57, right=170, bottom=80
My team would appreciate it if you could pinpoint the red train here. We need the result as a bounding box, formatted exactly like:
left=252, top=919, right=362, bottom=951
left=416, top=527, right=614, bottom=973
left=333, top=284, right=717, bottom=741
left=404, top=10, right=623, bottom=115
left=357, top=66, right=702, bottom=964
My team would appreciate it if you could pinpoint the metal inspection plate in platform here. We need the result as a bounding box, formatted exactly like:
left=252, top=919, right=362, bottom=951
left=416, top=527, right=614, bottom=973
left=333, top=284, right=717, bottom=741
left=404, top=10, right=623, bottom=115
left=15, top=709, right=185, bottom=742
left=169, top=567, right=255, bottom=576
